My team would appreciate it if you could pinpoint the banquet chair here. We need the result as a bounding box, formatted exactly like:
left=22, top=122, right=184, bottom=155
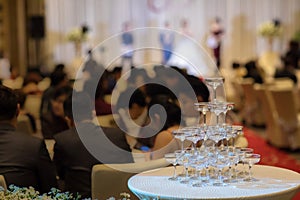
left=240, top=78, right=265, bottom=126
left=268, top=87, right=300, bottom=150
left=0, top=175, right=7, bottom=190
left=91, top=158, right=169, bottom=200
left=255, top=84, right=300, bottom=149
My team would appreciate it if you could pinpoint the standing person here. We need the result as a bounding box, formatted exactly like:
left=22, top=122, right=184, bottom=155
left=121, top=21, right=134, bottom=68
left=206, top=17, right=224, bottom=68
left=159, top=21, right=175, bottom=65
left=0, top=85, right=57, bottom=192
left=53, top=91, right=133, bottom=198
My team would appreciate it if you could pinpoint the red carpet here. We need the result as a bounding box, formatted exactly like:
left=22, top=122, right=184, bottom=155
left=244, top=127, right=300, bottom=199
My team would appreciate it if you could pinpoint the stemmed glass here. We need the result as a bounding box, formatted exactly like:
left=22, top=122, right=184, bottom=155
left=207, top=126, right=226, bottom=151
left=205, top=77, right=224, bottom=103
left=189, top=151, right=208, bottom=187
left=164, top=153, right=179, bottom=181
left=179, top=150, right=192, bottom=184
left=221, top=102, right=235, bottom=124
left=243, top=153, right=261, bottom=182
left=208, top=102, right=227, bottom=125
left=194, top=102, right=209, bottom=125
left=223, top=150, right=240, bottom=183
left=237, top=148, right=254, bottom=178
left=172, top=129, right=186, bottom=152
left=211, top=151, right=230, bottom=186
left=184, top=126, right=204, bottom=155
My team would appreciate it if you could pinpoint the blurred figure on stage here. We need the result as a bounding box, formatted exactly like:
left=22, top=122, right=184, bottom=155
left=121, top=21, right=134, bottom=69
left=159, top=21, right=175, bottom=65
left=206, top=17, right=224, bottom=68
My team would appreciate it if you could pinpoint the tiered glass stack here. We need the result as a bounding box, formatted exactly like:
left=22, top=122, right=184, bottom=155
left=164, top=77, right=261, bottom=187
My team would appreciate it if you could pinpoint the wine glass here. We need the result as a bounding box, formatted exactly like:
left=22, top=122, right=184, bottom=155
left=205, top=77, right=224, bottom=102
left=164, top=153, right=179, bottom=181
left=172, top=129, right=186, bottom=152
left=211, top=151, right=230, bottom=186
left=243, top=153, right=261, bottom=182
left=223, top=150, right=240, bottom=183
left=184, top=126, right=204, bottom=155
left=190, top=152, right=208, bottom=187
left=207, top=126, right=226, bottom=150
left=179, top=150, right=192, bottom=184
left=220, top=102, right=235, bottom=124
left=194, top=102, right=209, bottom=125
left=208, top=102, right=227, bottom=125
left=237, top=147, right=254, bottom=178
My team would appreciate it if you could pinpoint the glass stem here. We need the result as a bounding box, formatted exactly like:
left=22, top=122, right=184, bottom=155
left=248, top=165, right=252, bottom=180
left=185, top=166, right=189, bottom=179
left=213, top=87, right=217, bottom=102
left=173, top=165, right=177, bottom=178
left=218, top=169, right=222, bottom=183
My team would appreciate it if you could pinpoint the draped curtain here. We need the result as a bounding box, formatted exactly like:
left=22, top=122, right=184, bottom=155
left=44, top=0, right=300, bottom=72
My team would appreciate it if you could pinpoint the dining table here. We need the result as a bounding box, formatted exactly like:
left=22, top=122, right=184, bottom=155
left=128, top=165, right=300, bottom=200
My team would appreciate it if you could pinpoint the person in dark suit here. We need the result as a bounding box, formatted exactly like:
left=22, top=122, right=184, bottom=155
left=53, top=91, right=133, bottom=198
left=0, top=85, right=57, bottom=192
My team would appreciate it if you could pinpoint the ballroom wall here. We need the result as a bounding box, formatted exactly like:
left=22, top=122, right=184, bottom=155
left=42, top=0, right=300, bottom=73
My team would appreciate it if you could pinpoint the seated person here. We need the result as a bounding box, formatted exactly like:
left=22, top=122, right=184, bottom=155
left=177, top=75, right=210, bottom=126
left=0, top=85, right=57, bottom=192
left=53, top=91, right=133, bottom=198
left=40, top=68, right=69, bottom=118
left=115, top=87, right=147, bottom=148
left=243, top=60, right=263, bottom=84
left=274, top=57, right=298, bottom=84
left=41, top=86, right=72, bottom=139
left=94, top=71, right=113, bottom=116
left=137, top=95, right=183, bottom=159
left=14, top=89, right=37, bottom=134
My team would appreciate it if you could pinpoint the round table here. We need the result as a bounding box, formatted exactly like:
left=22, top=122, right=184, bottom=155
left=128, top=165, right=300, bottom=200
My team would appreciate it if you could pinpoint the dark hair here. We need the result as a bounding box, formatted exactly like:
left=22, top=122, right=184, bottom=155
left=145, top=83, right=177, bottom=101
left=64, top=91, right=93, bottom=121
left=148, top=95, right=181, bottom=131
left=50, top=70, right=67, bottom=86
left=52, top=86, right=73, bottom=100
left=116, top=87, right=146, bottom=111
left=0, top=85, right=18, bottom=121
left=179, top=76, right=210, bottom=102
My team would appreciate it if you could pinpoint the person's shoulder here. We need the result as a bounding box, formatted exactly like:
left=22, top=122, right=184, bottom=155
left=14, top=130, right=43, bottom=146
left=101, top=126, right=124, bottom=135
left=53, top=128, right=75, bottom=141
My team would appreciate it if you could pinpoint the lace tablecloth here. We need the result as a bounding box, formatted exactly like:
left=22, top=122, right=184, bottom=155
left=128, top=165, right=300, bottom=200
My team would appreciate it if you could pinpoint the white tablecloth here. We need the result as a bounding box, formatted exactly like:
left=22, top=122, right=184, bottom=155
left=128, top=165, right=300, bottom=200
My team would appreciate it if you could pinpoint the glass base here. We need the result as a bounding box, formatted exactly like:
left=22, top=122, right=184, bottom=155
left=213, top=182, right=229, bottom=186
left=192, top=182, right=206, bottom=187
left=168, top=176, right=179, bottom=181
left=180, top=178, right=190, bottom=184
left=223, top=178, right=238, bottom=183
left=243, top=177, right=259, bottom=182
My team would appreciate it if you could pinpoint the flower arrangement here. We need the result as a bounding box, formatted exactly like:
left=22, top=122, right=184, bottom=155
left=0, top=185, right=81, bottom=200
left=257, top=20, right=283, bottom=38
left=107, top=192, right=131, bottom=200
left=66, top=24, right=89, bottom=43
